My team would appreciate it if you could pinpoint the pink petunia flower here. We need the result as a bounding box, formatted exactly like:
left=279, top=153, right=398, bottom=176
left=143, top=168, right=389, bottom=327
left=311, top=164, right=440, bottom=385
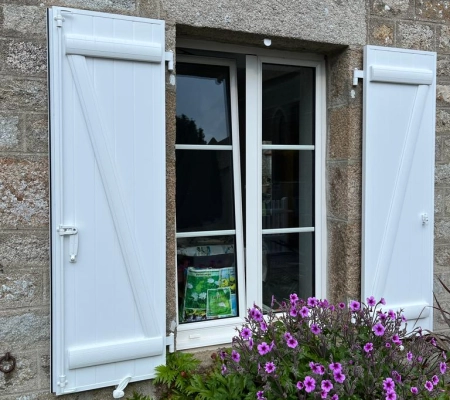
left=304, top=376, right=316, bottom=393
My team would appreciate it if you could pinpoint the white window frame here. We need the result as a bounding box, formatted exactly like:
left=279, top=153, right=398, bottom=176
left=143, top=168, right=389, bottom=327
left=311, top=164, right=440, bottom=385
left=175, top=41, right=327, bottom=349
left=175, top=56, right=246, bottom=350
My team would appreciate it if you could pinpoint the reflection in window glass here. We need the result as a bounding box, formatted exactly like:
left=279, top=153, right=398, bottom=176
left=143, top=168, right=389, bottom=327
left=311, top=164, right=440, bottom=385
left=262, top=233, right=314, bottom=308
left=176, top=150, right=235, bottom=232
left=176, top=63, right=232, bottom=145
left=262, top=64, right=315, bottom=146
left=177, top=236, right=238, bottom=323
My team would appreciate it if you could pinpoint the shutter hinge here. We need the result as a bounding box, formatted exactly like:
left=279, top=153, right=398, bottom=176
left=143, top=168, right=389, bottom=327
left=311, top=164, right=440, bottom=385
left=166, top=333, right=175, bottom=353
left=54, top=10, right=72, bottom=27
left=165, top=51, right=174, bottom=72
left=353, top=68, right=364, bottom=86
left=57, top=374, right=68, bottom=388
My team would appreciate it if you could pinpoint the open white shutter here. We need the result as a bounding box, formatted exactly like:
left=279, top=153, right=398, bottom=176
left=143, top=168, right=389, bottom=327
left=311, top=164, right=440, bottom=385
left=362, top=46, right=436, bottom=331
left=48, top=7, right=167, bottom=395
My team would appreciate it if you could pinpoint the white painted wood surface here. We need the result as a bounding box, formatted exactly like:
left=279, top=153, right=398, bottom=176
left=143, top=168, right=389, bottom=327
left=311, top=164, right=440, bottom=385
left=362, top=45, right=436, bottom=331
left=48, top=7, right=166, bottom=394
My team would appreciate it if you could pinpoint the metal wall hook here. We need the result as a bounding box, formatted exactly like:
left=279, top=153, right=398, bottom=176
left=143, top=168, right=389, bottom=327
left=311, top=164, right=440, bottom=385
left=0, top=352, right=16, bottom=374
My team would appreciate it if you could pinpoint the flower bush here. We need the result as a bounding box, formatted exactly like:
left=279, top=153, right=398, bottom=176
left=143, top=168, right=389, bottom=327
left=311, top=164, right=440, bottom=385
left=219, top=295, right=449, bottom=399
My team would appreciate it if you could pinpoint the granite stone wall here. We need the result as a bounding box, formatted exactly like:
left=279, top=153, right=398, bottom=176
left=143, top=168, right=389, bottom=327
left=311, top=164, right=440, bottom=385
left=0, top=0, right=448, bottom=398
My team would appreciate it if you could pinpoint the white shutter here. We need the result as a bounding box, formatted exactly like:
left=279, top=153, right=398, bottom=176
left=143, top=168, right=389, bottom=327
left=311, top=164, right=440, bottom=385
left=362, top=46, right=436, bottom=331
left=48, top=7, right=167, bottom=395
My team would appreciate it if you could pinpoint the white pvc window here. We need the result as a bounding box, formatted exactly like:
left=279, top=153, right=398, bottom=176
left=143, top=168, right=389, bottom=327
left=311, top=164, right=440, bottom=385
left=175, top=46, right=326, bottom=349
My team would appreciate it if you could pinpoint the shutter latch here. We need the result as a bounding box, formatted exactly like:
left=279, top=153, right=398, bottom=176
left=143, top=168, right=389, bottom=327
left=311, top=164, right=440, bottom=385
left=353, top=68, right=364, bottom=86
left=422, top=213, right=429, bottom=225
left=57, top=226, right=78, bottom=263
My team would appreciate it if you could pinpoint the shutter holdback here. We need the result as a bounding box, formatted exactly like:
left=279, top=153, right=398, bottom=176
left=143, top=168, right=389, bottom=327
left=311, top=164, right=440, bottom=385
left=113, top=376, right=132, bottom=398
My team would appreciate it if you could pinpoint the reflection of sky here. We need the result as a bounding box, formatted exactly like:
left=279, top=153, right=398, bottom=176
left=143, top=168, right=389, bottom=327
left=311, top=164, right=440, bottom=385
left=176, top=75, right=229, bottom=144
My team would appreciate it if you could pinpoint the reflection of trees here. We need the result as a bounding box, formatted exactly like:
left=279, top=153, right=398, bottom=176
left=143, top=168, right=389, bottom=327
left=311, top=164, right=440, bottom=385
left=176, top=114, right=206, bottom=144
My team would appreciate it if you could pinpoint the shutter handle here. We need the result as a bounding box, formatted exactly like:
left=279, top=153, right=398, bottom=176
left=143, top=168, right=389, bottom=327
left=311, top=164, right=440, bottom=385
left=57, top=226, right=79, bottom=262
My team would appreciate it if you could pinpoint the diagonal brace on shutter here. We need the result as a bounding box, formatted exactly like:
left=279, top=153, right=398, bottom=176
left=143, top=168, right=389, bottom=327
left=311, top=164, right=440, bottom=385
left=67, top=54, right=161, bottom=340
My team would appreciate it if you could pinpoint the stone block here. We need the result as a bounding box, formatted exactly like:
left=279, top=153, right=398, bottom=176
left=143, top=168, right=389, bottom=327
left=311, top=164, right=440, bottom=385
left=416, top=0, right=450, bottom=21
left=1, top=5, right=46, bottom=38
left=444, top=189, right=450, bottom=214
left=0, top=350, right=38, bottom=395
left=328, top=106, right=362, bottom=160
left=439, top=135, right=450, bottom=163
left=37, top=350, right=50, bottom=391
left=0, top=310, right=49, bottom=350
left=0, top=114, right=23, bottom=151
left=328, top=47, right=363, bottom=107
left=434, top=272, right=450, bottom=300
left=434, top=300, right=450, bottom=331
left=436, top=187, right=445, bottom=215
left=0, top=39, right=47, bottom=76
left=435, top=218, right=450, bottom=243
left=162, top=0, right=367, bottom=46
left=435, top=244, right=450, bottom=273
left=0, top=77, right=47, bottom=112
left=327, top=218, right=361, bottom=303
left=327, top=162, right=362, bottom=221
left=436, top=163, right=450, bottom=185
left=397, top=22, right=435, bottom=51
left=26, top=114, right=48, bottom=153
left=138, top=0, right=161, bottom=18
left=369, top=19, right=395, bottom=46
left=437, top=25, right=450, bottom=53
left=0, top=231, right=49, bottom=268
left=437, top=85, right=450, bottom=107
left=0, top=270, right=43, bottom=309
left=0, top=157, right=49, bottom=229
left=436, top=135, right=443, bottom=162
left=436, top=109, right=450, bottom=133
left=437, top=54, right=450, bottom=78
left=370, top=0, right=414, bottom=17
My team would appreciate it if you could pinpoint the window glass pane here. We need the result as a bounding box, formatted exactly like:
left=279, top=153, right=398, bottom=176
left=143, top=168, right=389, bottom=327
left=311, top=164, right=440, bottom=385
left=176, top=63, right=232, bottom=145
left=177, top=236, right=238, bottom=324
left=262, top=64, right=315, bottom=145
left=176, top=150, right=235, bottom=232
left=262, top=232, right=314, bottom=309
left=262, top=150, right=314, bottom=229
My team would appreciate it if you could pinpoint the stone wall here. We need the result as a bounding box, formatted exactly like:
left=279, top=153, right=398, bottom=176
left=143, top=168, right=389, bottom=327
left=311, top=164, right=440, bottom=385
left=0, top=0, right=448, bottom=399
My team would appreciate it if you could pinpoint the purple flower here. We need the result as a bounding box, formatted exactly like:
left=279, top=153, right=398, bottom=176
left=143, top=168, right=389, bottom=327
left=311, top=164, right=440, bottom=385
left=248, top=338, right=254, bottom=349
left=440, top=361, right=447, bottom=374
left=240, top=327, right=252, bottom=340
left=367, top=296, right=376, bottom=307
left=392, top=371, right=402, bottom=383
left=300, top=306, right=309, bottom=318
left=338, top=302, right=345, bottom=309
left=264, top=361, right=276, bottom=374
left=311, top=324, right=322, bottom=335
left=424, top=381, right=433, bottom=392
left=331, top=395, right=339, bottom=400
left=386, top=343, right=391, bottom=348
left=329, top=362, right=342, bottom=372
left=257, top=342, right=270, bottom=355
left=378, top=312, right=388, bottom=322
left=329, top=305, right=336, bottom=311
left=392, top=335, right=402, bottom=345
left=310, top=363, right=325, bottom=375
left=290, top=293, right=299, bottom=304
left=231, top=350, right=240, bottom=363
left=380, top=297, right=386, bottom=305
left=349, top=300, right=360, bottom=311
left=401, top=314, right=407, bottom=322
left=388, top=309, right=396, bottom=320
left=382, top=378, right=395, bottom=392
left=307, top=297, right=319, bottom=307
left=407, top=352, right=413, bottom=361
left=256, top=390, right=266, bottom=400
left=364, top=342, right=373, bottom=353
left=373, top=322, right=386, bottom=336
left=320, top=299, right=329, bottom=308
left=432, top=375, right=439, bottom=385
left=386, top=391, right=397, bottom=400
left=304, top=376, right=316, bottom=393
left=296, top=381, right=304, bottom=390
left=321, top=380, right=333, bottom=392
left=284, top=332, right=292, bottom=340
left=290, top=307, right=298, bottom=317
left=333, top=371, right=346, bottom=383
left=287, top=337, right=298, bottom=349
left=221, top=364, right=227, bottom=375
left=260, top=321, right=268, bottom=331
left=249, top=307, right=263, bottom=322
left=410, top=387, right=418, bottom=394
